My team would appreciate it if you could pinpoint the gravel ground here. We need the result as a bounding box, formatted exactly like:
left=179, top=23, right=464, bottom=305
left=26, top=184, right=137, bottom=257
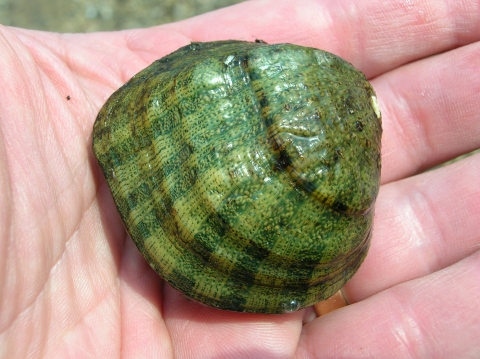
left=0, top=0, right=244, bottom=33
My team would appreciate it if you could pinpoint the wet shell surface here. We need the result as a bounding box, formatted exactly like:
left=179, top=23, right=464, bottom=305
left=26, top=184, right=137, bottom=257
left=92, top=40, right=382, bottom=313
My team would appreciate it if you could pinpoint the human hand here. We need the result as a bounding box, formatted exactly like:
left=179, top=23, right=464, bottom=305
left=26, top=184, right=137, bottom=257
left=1, top=0, right=479, bottom=357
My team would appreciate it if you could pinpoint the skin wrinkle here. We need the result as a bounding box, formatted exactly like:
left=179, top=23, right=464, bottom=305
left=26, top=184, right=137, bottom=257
left=446, top=169, right=480, bottom=251
left=399, top=98, right=434, bottom=175
left=55, top=55, right=107, bottom=120
left=450, top=0, right=479, bottom=44
left=335, top=1, right=368, bottom=69
left=7, top=259, right=50, bottom=357
left=381, top=71, right=438, bottom=176
left=51, top=235, right=113, bottom=354
left=10, top=101, right=55, bottom=242
left=74, top=224, right=98, bottom=311
left=64, top=58, right=122, bottom=109
left=333, top=1, right=424, bottom=77
left=0, top=58, right=53, bottom=339
left=54, top=291, right=114, bottom=357
left=0, top=247, right=17, bottom=332
left=410, top=180, right=449, bottom=272
left=32, top=279, right=49, bottom=358
left=281, top=4, right=323, bottom=47
left=1, top=169, right=100, bottom=339
left=53, top=35, right=127, bottom=105
left=405, top=257, right=478, bottom=358
left=120, top=28, right=195, bottom=83
left=412, top=160, right=480, bottom=267
left=0, top=125, right=14, bottom=332
left=290, top=322, right=302, bottom=358
left=21, top=37, right=97, bottom=139
left=401, top=186, right=439, bottom=275
left=389, top=289, right=427, bottom=359
left=13, top=36, right=106, bottom=313
left=34, top=108, right=69, bottom=269
left=5, top=226, right=70, bottom=337
left=123, top=27, right=191, bottom=65
left=381, top=81, right=422, bottom=181
left=411, top=100, right=441, bottom=171
left=116, top=43, right=151, bottom=85
left=7, top=101, right=92, bottom=340
left=47, top=100, right=92, bottom=242
left=386, top=184, right=437, bottom=279
left=418, top=67, right=465, bottom=161
left=12, top=29, right=117, bottom=109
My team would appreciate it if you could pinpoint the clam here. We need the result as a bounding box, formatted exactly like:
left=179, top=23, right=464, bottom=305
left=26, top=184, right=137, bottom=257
left=92, top=40, right=382, bottom=313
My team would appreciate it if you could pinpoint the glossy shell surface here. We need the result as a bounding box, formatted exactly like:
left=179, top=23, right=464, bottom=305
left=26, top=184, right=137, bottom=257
left=92, top=40, right=382, bottom=313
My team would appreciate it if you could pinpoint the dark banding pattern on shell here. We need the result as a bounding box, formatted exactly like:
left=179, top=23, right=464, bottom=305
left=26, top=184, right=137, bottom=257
left=93, top=40, right=382, bottom=313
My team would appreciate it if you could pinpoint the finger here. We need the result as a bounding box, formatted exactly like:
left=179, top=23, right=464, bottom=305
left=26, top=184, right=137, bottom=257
left=163, top=284, right=302, bottom=359
left=373, top=41, right=480, bottom=183
left=297, top=250, right=480, bottom=358
left=170, top=0, right=480, bottom=77
left=346, top=153, right=480, bottom=302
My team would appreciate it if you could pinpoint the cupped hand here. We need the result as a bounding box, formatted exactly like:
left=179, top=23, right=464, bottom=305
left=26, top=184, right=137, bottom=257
left=1, top=0, right=479, bottom=358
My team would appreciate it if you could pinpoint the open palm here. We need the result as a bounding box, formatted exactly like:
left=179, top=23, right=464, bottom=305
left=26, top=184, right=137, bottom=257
left=1, top=0, right=479, bottom=358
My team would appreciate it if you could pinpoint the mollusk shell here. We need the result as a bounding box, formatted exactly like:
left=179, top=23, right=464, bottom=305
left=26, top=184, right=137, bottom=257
left=92, top=40, right=382, bottom=313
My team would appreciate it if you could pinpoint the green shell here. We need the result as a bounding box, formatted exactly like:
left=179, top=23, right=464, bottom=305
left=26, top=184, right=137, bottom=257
left=92, top=40, right=382, bottom=313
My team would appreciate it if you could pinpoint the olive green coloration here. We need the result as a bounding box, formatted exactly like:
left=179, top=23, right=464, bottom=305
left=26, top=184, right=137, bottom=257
left=93, top=40, right=382, bottom=313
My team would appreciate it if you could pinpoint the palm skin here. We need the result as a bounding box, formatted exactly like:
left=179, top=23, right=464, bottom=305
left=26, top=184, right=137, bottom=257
left=0, top=0, right=479, bottom=358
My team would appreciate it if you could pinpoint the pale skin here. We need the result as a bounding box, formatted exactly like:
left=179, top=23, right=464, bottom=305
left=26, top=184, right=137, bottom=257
left=1, top=0, right=479, bottom=357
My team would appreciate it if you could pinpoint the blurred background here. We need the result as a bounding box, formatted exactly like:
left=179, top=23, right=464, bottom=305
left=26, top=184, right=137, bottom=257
left=0, top=0, right=245, bottom=33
